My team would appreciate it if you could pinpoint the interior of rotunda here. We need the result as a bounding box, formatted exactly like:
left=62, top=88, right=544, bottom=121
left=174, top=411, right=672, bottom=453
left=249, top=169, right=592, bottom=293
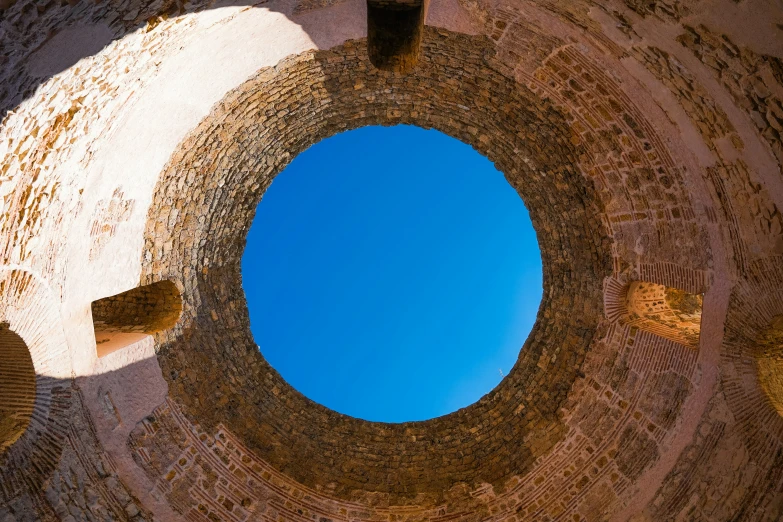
left=1, top=0, right=783, bottom=520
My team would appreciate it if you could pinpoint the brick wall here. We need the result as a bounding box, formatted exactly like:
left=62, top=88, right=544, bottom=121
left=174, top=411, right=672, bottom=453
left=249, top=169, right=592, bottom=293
left=0, top=0, right=782, bottom=519
left=0, top=325, right=35, bottom=454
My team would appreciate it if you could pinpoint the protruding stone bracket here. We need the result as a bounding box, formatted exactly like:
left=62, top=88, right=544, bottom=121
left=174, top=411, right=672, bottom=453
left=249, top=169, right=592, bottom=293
left=91, top=280, right=182, bottom=357
left=367, top=0, right=427, bottom=73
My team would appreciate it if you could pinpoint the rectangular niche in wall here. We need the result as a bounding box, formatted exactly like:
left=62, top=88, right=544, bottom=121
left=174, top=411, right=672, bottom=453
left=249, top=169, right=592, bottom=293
left=91, top=280, right=182, bottom=357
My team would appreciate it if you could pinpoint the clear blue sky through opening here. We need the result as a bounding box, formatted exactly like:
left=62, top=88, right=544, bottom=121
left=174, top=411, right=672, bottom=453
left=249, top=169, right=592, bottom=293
left=241, top=125, right=542, bottom=423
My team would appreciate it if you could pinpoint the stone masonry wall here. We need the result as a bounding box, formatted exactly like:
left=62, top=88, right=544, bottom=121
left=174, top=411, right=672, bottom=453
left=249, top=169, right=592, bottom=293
left=626, top=282, right=703, bottom=347
left=143, top=30, right=614, bottom=502
left=91, top=280, right=181, bottom=335
left=0, top=0, right=782, bottom=520
left=0, top=325, right=35, bottom=454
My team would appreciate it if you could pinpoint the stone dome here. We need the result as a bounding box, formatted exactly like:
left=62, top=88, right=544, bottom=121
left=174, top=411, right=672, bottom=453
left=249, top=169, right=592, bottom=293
left=0, top=0, right=782, bottom=520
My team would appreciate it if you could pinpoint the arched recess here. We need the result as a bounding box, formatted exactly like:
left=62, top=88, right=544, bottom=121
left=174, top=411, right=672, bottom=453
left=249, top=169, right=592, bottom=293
left=0, top=324, right=35, bottom=455
left=626, top=281, right=703, bottom=348
left=757, top=314, right=783, bottom=416
left=91, top=280, right=182, bottom=357
left=0, top=267, right=72, bottom=496
left=141, top=31, right=615, bottom=499
left=605, top=276, right=704, bottom=348
left=721, top=257, right=783, bottom=464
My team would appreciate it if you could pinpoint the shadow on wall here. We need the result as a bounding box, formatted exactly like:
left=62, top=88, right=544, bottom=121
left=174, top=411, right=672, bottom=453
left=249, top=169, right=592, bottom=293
left=0, top=272, right=183, bottom=520
left=0, top=352, right=168, bottom=520
left=0, top=263, right=185, bottom=519
left=3, top=307, right=778, bottom=521
left=0, top=324, right=374, bottom=521
left=0, top=324, right=35, bottom=455
left=0, top=0, right=435, bottom=121
left=0, top=0, right=345, bottom=121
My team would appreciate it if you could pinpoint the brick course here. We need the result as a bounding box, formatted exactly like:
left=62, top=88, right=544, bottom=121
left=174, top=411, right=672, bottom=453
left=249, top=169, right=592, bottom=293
left=0, top=0, right=782, bottom=520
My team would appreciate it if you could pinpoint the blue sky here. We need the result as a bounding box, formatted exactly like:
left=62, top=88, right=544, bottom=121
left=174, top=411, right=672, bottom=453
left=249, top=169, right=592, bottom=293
left=241, top=125, right=542, bottom=423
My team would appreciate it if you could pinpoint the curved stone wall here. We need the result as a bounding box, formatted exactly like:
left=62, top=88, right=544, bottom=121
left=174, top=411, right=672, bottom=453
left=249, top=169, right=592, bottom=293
left=0, top=325, right=35, bottom=454
left=757, top=315, right=783, bottom=416
left=0, top=0, right=782, bottom=520
left=143, top=31, right=613, bottom=501
left=91, top=279, right=182, bottom=356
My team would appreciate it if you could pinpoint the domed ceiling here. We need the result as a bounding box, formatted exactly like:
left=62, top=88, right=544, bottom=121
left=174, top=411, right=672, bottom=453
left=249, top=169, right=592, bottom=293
left=1, top=0, right=782, bottom=520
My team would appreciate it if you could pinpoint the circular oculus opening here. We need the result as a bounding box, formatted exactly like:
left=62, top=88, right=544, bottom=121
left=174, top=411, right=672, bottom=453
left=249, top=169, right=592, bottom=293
left=144, top=33, right=614, bottom=495
left=242, top=125, right=542, bottom=422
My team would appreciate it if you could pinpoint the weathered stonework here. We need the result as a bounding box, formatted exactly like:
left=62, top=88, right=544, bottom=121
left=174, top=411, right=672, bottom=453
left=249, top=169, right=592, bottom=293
left=0, top=326, right=34, bottom=453
left=756, top=315, right=783, bottom=416
left=625, top=281, right=703, bottom=347
left=91, top=279, right=182, bottom=356
left=1, top=0, right=782, bottom=520
left=143, top=31, right=612, bottom=502
left=632, top=45, right=743, bottom=156
left=677, top=24, right=783, bottom=165
left=91, top=280, right=181, bottom=335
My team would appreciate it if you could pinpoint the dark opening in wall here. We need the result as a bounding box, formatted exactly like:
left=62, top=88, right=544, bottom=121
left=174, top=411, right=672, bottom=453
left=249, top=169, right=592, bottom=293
left=91, top=280, right=182, bottom=357
left=0, top=323, right=35, bottom=455
left=367, top=0, right=426, bottom=73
